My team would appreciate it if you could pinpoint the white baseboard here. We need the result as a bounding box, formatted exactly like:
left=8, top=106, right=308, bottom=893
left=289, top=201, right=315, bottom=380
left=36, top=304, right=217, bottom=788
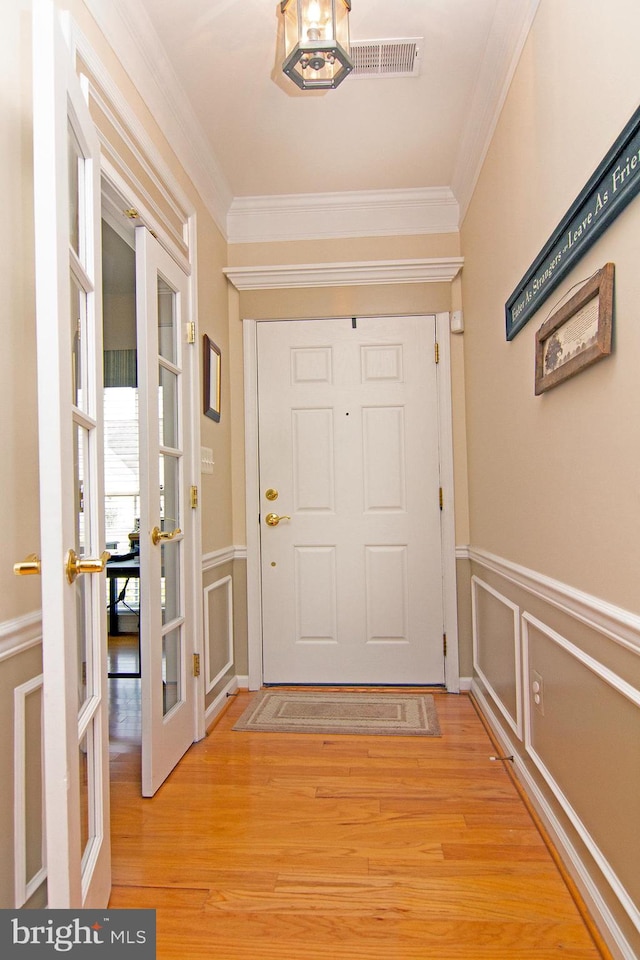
left=204, top=675, right=240, bottom=729
left=458, top=676, right=472, bottom=692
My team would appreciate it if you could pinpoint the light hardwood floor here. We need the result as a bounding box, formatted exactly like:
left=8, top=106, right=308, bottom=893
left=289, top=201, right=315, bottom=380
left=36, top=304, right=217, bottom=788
left=108, top=687, right=609, bottom=960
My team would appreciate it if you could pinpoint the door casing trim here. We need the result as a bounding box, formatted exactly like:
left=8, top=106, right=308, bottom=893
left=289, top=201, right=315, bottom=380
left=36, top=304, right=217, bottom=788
left=243, top=313, right=460, bottom=692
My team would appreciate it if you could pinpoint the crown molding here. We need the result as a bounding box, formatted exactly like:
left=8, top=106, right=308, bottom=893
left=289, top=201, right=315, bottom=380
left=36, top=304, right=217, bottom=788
left=223, top=257, right=464, bottom=291
left=453, top=0, right=541, bottom=221
left=83, top=0, right=233, bottom=235
left=227, top=187, right=460, bottom=244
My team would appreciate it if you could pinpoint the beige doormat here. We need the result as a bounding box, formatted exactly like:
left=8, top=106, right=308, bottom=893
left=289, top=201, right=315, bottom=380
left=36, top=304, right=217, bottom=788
left=233, top=690, right=441, bottom=736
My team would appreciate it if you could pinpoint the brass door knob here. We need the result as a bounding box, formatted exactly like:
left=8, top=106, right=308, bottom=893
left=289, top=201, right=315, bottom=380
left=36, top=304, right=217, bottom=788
left=151, top=525, right=181, bottom=545
left=13, top=554, right=41, bottom=576
left=66, top=549, right=110, bottom=584
left=265, top=513, right=291, bottom=527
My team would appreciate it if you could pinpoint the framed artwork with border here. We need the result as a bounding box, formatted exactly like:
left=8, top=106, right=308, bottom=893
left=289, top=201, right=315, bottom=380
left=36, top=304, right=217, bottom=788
left=535, top=262, right=614, bottom=395
left=203, top=334, right=221, bottom=421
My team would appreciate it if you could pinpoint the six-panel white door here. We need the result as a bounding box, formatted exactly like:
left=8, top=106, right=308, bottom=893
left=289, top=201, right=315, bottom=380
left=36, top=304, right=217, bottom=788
left=257, top=316, right=445, bottom=685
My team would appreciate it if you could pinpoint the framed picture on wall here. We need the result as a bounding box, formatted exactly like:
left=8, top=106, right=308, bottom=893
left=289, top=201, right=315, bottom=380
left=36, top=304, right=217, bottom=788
left=203, top=334, right=221, bottom=421
left=534, top=262, right=614, bottom=395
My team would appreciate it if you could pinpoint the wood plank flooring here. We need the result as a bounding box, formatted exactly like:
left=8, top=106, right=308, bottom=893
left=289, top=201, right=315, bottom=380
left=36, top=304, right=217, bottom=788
left=108, top=689, right=607, bottom=959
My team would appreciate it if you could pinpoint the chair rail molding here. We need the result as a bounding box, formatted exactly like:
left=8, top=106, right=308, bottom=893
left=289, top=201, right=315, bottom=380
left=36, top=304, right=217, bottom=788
left=468, top=546, right=640, bottom=655
left=0, top=612, right=42, bottom=663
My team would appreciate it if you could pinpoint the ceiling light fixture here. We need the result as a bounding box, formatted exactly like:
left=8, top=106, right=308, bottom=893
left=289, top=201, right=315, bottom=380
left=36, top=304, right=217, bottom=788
left=280, top=0, right=353, bottom=90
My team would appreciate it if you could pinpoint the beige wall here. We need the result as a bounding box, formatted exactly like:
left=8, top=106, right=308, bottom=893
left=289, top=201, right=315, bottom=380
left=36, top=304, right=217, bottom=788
left=461, top=1, right=640, bottom=954
left=461, top=0, right=640, bottom=611
left=1, top=2, right=40, bottom=624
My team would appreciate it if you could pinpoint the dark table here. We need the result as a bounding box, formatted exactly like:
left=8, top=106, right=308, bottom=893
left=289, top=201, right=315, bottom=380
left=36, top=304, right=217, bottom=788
left=106, top=555, right=140, bottom=678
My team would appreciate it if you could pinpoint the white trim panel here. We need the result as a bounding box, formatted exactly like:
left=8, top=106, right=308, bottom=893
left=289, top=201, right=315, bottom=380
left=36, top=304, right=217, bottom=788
left=436, top=312, right=460, bottom=693
left=224, top=258, right=464, bottom=291
left=471, top=575, right=522, bottom=738
left=14, top=675, right=46, bottom=908
left=203, top=575, right=234, bottom=694
left=227, top=188, right=459, bottom=244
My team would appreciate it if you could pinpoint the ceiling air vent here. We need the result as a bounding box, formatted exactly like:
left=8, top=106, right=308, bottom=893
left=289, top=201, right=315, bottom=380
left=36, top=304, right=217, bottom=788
left=350, top=38, right=423, bottom=79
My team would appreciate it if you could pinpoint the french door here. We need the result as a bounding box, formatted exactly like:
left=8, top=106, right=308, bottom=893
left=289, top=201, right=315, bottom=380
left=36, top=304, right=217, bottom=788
left=32, top=0, right=110, bottom=906
left=136, top=227, right=196, bottom=797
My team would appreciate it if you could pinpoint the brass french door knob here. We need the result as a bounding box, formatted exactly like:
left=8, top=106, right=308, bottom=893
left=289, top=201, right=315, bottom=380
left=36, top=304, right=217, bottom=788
left=151, top=525, right=181, bottom=545
left=66, top=549, right=110, bottom=584
left=13, top=554, right=41, bottom=576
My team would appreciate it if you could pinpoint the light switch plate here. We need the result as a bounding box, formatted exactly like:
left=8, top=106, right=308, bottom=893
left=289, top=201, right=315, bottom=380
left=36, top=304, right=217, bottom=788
left=201, top=446, right=214, bottom=474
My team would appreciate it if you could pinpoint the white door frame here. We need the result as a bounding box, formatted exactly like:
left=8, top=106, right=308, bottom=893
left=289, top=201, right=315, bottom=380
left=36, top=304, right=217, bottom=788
left=243, top=313, right=460, bottom=692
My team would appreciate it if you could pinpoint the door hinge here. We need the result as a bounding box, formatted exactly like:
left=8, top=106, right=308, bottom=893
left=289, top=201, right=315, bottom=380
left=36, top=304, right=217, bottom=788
left=186, top=321, right=196, bottom=344
left=193, top=653, right=201, bottom=677
left=439, top=487, right=443, bottom=510
left=434, top=341, right=440, bottom=364
left=190, top=485, right=199, bottom=509
left=443, top=633, right=447, bottom=657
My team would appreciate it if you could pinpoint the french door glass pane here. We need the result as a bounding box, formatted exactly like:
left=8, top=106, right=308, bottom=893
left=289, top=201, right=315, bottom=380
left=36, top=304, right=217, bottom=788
left=70, top=274, right=88, bottom=411
left=160, top=541, right=181, bottom=626
left=68, top=121, right=82, bottom=258
left=159, top=454, right=179, bottom=532
left=79, top=727, right=93, bottom=862
left=162, top=625, right=181, bottom=716
left=157, top=277, right=176, bottom=365
left=159, top=365, right=178, bottom=449
left=74, top=424, right=91, bottom=709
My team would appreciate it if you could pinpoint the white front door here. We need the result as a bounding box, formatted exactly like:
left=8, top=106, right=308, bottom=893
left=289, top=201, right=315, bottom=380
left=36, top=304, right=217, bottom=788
left=32, top=0, right=110, bottom=906
left=257, top=316, right=445, bottom=685
left=136, top=227, right=196, bottom=796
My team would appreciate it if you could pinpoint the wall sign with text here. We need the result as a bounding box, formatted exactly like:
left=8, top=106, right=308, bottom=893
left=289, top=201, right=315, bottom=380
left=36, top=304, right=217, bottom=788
left=505, top=106, right=640, bottom=340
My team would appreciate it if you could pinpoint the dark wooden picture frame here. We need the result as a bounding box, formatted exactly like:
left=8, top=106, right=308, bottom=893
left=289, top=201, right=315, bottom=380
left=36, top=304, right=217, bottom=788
left=535, top=262, right=614, bottom=395
left=203, top=334, right=221, bottom=421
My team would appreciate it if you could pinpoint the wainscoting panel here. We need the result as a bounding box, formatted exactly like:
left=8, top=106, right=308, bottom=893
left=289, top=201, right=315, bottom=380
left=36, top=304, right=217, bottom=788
left=523, top=613, right=640, bottom=935
left=13, top=675, right=46, bottom=908
left=471, top=575, right=522, bottom=738
left=203, top=575, right=234, bottom=695
left=0, top=613, right=44, bottom=909
left=469, top=548, right=640, bottom=959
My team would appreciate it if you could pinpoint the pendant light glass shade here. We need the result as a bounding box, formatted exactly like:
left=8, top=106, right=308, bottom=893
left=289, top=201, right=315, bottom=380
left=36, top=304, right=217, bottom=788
left=281, top=0, right=353, bottom=90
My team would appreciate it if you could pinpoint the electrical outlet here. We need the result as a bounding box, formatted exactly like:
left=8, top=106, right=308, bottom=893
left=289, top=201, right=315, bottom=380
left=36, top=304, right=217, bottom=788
left=532, top=670, right=544, bottom=715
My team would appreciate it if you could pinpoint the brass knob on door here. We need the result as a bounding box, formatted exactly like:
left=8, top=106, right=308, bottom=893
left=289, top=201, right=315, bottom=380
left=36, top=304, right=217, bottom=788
left=13, top=554, right=41, bottom=576
left=265, top=513, right=291, bottom=527
left=151, top=525, right=181, bottom=545
left=66, top=549, right=110, bottom=584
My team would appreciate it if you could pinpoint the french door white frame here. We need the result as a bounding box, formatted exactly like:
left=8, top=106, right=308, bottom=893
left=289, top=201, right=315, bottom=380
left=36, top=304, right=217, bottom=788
left=243, top=312, right=460, bottom=693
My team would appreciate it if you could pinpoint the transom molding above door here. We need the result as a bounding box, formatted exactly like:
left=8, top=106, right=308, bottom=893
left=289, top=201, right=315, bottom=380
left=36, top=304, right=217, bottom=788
left=223, top=257, right=464, bottom=291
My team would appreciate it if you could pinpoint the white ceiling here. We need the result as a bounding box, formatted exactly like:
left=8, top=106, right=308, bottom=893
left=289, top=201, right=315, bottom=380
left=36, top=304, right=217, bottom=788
left=88, top=0, right=540, bottom=236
